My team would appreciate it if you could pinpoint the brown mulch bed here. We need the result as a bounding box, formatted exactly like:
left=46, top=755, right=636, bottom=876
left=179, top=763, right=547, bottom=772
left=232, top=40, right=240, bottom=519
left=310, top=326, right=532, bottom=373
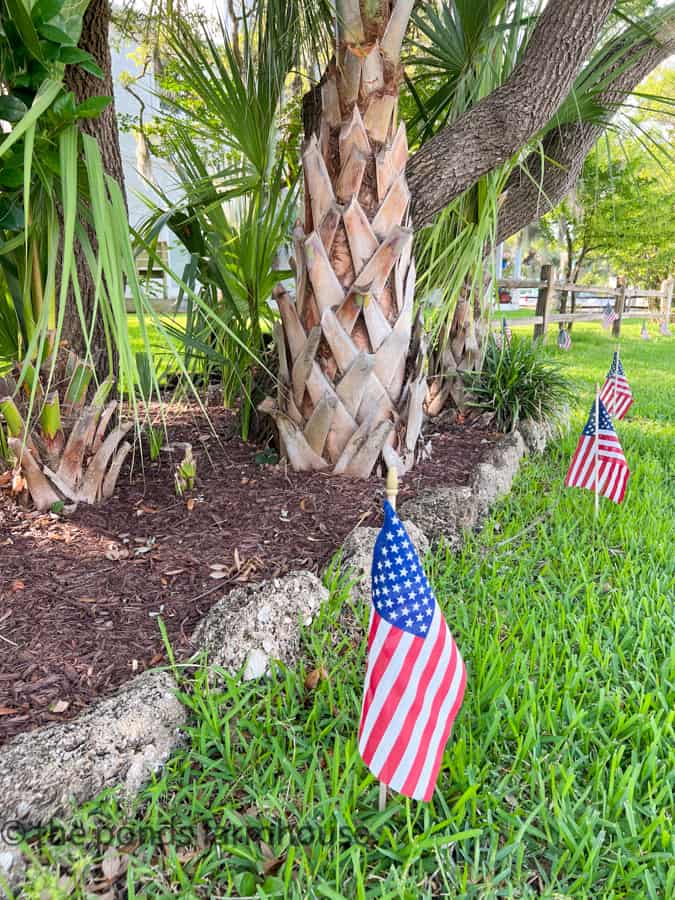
left=0, top=407, right=500, bottom=746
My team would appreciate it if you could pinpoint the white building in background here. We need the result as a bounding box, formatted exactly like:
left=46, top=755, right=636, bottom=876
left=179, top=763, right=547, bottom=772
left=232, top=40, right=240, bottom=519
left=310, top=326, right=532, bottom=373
left=110, top=32, right=189, bottom=304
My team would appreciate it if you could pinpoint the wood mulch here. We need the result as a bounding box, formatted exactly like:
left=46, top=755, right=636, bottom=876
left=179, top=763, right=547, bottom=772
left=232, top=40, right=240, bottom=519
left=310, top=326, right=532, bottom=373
left=0, top=405, right=500, bottom=746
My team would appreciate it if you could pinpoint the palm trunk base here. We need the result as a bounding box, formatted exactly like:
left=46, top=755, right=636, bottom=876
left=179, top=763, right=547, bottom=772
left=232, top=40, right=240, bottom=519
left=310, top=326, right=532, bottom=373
left=262, top=9, right=426, bottom=478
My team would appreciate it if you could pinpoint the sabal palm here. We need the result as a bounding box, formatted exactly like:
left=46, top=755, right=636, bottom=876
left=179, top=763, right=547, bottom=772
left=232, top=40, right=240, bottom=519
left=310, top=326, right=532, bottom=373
left=262, top=0, right=427, bottom=477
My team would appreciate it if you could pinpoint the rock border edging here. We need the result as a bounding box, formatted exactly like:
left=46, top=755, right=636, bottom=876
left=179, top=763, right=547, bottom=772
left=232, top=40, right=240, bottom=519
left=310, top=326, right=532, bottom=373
left=0, top=415, right=563, bottom=893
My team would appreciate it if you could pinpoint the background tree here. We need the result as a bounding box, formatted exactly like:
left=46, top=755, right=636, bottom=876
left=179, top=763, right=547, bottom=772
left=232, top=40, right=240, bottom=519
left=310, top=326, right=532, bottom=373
left=535, top=64, right=674, bottom=310
left=62, top=0, right=127, bottom=368
left=137, top=0, right=674, bottom=476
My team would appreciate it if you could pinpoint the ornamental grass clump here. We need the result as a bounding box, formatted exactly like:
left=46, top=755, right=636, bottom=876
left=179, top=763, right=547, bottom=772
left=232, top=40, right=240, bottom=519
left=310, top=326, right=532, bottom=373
left=0, top=353, right=132, bottom=511
left=463, top=334, right=575, bottom=433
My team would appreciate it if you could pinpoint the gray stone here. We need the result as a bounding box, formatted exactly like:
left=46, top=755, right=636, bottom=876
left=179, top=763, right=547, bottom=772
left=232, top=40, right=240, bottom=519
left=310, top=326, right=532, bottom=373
left=339, top=520, right=430, bottom=605
left=0, top=670, right=185, bottom=895
left=0, top=845, right=25, bottom=897
left=399, top=484, right=478, bottom=546
left=519, top=418, right=551, bottom=454
left=192, top=571, right=328, bottom=677
left=243, top=647, right=270, bottom=681
left=519, top=406, right=571, bottom=454
left=399, top=432, right=529, bottom=548
left=470, top=431, right=527, bottom=513
left=0, top=670, right=184, bottom=828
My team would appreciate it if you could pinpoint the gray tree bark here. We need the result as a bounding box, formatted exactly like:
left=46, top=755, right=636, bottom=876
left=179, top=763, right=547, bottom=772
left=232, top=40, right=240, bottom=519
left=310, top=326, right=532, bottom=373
left=408, top=0, right=616, bottom=228
left=62, top=0, right=126, bottom=374
left=494, top=32, right=675, bottom=245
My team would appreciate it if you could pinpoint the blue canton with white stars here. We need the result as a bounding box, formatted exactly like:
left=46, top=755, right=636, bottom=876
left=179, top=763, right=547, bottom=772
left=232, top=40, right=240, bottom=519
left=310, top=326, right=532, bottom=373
left=582, top=399, right=615, bottom=436
left=371, top=501, right=436, bottom=638
left=607, top=353, right=625, bottom=377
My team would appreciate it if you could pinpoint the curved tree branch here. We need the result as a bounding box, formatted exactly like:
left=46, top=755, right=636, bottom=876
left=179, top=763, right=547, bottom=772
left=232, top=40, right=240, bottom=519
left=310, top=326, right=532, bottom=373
left=495, top=26, right=675, bottom=245
left=408, top=0, right=616, bottom=228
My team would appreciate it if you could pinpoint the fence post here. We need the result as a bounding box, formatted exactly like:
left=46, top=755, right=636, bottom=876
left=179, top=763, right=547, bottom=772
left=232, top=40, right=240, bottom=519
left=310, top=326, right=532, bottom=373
left=661, top=277, right=674, bottom=321
left=533, top=264, right=555, bottom=341
left=612, top=276, right=627, bottom=338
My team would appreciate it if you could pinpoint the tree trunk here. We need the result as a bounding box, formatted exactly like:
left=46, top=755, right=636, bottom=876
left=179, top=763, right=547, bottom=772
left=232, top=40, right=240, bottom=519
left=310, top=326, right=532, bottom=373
left=62, top=0, right=126, bottom=375
left=425, top=272, right=488, bottom=417
left=494, top=26, right=675, bottom=246
left=408, top=0, right=615, bottom=228
left=262, top=0, right=425, bottom=477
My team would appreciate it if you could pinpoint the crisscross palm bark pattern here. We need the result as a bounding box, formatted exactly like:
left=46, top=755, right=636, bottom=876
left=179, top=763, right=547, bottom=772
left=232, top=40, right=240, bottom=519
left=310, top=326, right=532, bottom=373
left=426, top=280, right=489, bottom=416
left=261, top=0, right=425, bottom=478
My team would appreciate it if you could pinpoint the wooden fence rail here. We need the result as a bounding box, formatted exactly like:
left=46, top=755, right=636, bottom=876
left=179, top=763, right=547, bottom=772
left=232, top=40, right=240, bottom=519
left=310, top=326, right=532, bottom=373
left=495, top=267, right=674, bottom=340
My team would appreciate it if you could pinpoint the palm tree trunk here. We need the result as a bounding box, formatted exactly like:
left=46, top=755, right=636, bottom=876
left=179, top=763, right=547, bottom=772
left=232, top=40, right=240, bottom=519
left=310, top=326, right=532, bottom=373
left=262, top=0, right=425, bottom=477
left=425, top=275, right=487, bottom=418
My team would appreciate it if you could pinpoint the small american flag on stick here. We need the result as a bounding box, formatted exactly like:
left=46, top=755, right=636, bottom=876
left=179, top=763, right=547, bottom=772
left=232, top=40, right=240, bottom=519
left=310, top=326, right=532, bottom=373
left=565, top=396, right=630, bottom=505
left=640, top=320, right=650, bottom=340
left=359, top=500, right=466, bottom=802
left=659, top=317, right=672, bottom=336
left=602, top=302, right=618, bottom=329
left=558, top=328, right=572, bottom=351
left=502, top=318, right=512, bottom=344
left=599, top=351, right=633, bottom=420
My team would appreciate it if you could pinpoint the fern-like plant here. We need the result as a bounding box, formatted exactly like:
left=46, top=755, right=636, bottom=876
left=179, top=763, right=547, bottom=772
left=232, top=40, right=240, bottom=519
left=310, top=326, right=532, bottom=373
left=463, top=335, right=575, bottom=433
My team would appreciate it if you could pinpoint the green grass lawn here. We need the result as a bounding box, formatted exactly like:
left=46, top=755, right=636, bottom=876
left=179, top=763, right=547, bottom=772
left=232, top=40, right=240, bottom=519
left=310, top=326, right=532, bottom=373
left=16, top=323, right=674, bottom=899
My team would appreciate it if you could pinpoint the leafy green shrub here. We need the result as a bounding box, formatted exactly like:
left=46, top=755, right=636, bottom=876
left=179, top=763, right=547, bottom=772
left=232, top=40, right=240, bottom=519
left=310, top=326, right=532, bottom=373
left=463, top=335, right=575, bottom=432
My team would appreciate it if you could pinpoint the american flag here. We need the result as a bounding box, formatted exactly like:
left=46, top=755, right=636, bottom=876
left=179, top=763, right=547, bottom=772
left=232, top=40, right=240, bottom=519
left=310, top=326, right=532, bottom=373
left=502, top=318, right=512, bottom=344
left=558, top=328, right=571, bottom=351
left=599, top=352, right=633, bottom=420
left=640, top=321, right=650, bottom=340
left=659, top=317, right=672, bottom=336
left=359, top=501, right=466, bottom=802
left=565, top=398, right=630, bottom=504
left=602, top=302, right=618, bottom=329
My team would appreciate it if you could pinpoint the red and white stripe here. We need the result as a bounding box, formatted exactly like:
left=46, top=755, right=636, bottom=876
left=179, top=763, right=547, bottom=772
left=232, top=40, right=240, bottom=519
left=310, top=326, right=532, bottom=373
left=358, top=606, right=466, bottom=802
left=599, top=376, right=632, bottom=419
left=565, top=431, right=629, bottom=504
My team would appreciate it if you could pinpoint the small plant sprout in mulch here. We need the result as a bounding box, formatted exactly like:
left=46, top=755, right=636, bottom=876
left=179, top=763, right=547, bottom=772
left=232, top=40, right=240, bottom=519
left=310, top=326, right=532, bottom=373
left=174, top=444, right=197, bottom=496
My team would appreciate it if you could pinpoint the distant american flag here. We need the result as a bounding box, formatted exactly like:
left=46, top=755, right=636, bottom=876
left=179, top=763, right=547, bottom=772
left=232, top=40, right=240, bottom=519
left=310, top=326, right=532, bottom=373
left=640, top=321, right=650, bottom=340
left=659, top=317, right=671, bottom=336
left=565, top=399, right=630, bottom=504
left=558, top=328, right=572, bottom=351
left=599, top=352, right=633, bottom=419
left=359, top=502, right=466, bottom=802
left=602, top=302, right=618, bottom=329
left=502, top=318, right=512, bottom=344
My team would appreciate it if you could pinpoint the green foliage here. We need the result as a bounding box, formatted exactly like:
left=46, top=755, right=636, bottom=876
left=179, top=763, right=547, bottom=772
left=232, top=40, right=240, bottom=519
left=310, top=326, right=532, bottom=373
left=581, top=146, right=674, bottom=288
left=409, top=0, right=536, bottom=343
left=17, top=324, right=674, bottom=897
left=138, top=4, right=305, bottom=438
left=0, top=0, right=221, bottom=454
left=536, top=40, right=674, bottom=290
left=0, top=0, right=106, bottom=365
left=463, top=335, right=575, bottom=432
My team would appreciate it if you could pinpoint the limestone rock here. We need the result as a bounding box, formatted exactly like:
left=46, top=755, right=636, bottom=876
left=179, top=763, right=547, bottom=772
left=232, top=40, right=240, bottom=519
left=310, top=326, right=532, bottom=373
left=399, top=432, right=529, bottom=547
left=0, top=844, right=25, bottom=897
left=192, top=571, right=328, bottom=677
left=0, top=670, right=185, bottom=892
left=518, top=418, right=550, bottom=454
left=399, top=485, right=477, bottom=546
left=519, top=407, right=570, bottom=454
left=470, top=431, right=526, bottom=513
left=339, top=519, right=430, bottom=604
